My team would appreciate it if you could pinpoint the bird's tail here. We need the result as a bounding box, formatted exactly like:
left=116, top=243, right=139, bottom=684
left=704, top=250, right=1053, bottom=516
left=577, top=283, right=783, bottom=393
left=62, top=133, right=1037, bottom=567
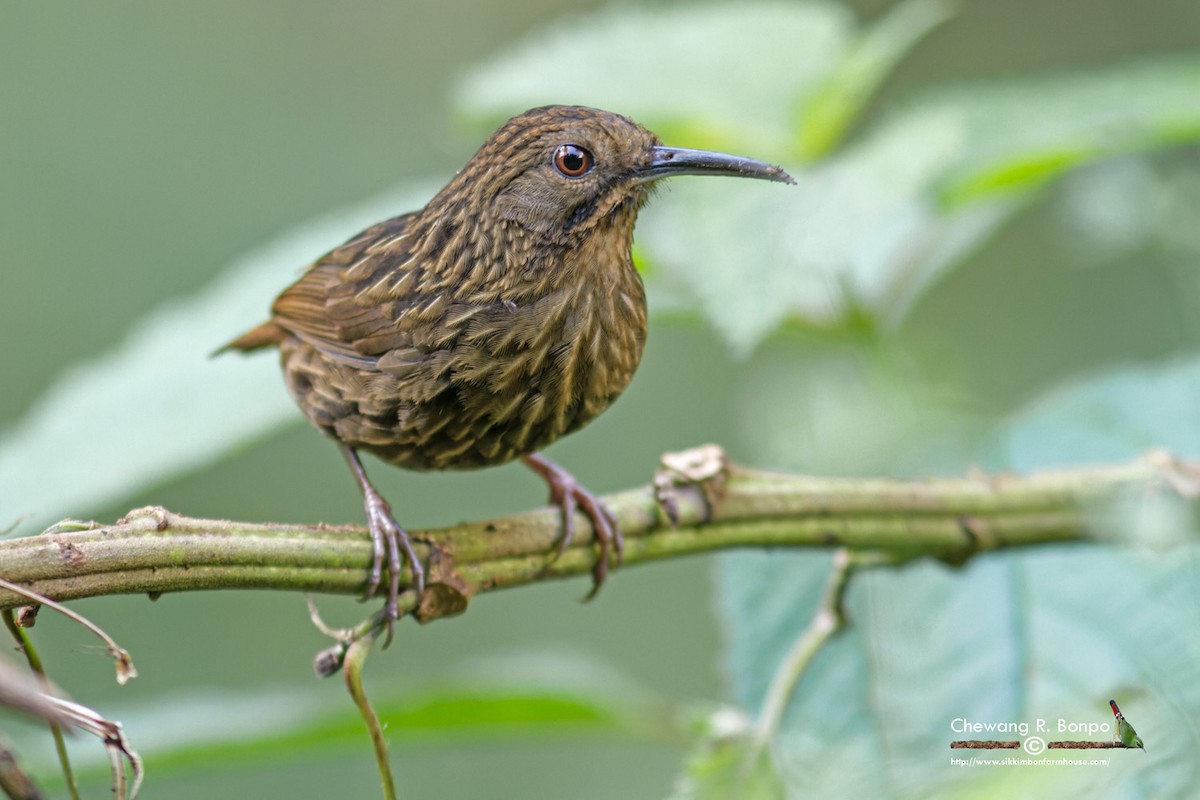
left=214, top=320, right=287, bottom=356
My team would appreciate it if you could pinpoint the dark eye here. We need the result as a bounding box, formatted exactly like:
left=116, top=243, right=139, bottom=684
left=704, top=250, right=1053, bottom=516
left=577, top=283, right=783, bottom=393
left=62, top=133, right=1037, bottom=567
left=553, top=144, right=593, bottom=177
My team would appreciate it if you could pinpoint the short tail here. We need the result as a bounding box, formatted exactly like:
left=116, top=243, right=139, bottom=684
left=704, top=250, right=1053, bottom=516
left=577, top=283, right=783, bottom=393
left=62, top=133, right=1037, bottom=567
left=214, top=320, right=287, bottom=357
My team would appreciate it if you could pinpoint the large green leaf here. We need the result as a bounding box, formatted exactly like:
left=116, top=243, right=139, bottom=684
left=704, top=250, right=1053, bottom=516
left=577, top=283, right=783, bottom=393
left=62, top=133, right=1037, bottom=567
left=641, top=55, right=1200, bottom=354
left=711, top=350, right=1200, bottom=797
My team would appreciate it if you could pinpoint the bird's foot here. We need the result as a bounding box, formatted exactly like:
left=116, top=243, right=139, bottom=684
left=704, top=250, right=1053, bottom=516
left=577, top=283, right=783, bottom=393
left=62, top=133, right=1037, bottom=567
left=361, top=485, right=425, bottom=608
left=522, top=453, right=621, bottom=598
left=343, top=447, right=425, bottom=640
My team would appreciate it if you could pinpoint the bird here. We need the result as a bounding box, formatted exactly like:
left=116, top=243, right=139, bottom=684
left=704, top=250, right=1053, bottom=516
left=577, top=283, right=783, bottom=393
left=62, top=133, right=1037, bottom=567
left=1109, top=699, right=1145, bottom=750
left=223, top=105, right=793, bottom=624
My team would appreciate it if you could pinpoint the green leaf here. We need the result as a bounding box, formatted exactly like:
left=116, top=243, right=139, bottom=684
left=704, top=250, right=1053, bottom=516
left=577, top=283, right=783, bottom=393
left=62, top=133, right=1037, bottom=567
left=1004, top=356, right=1200, bottom=469
left=455, top=0, right=858, bottom=157
left=925, top=56, right=1200, bottom=207
left=796, top=0, right=954, bottom=160
left=638, top=112, right=1020, bottom=355
left=647, top=54, right=1200, bottom=353
left=713, top=349, right=1200, bottom=797
left=671, top=725, right=785, bottom=800
left=33, top=651, right=674, bottom=785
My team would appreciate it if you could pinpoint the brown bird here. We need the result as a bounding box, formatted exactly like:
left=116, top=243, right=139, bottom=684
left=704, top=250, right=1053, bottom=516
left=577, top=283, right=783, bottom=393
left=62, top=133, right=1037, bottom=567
left=224, top=105, right=792, bottom=623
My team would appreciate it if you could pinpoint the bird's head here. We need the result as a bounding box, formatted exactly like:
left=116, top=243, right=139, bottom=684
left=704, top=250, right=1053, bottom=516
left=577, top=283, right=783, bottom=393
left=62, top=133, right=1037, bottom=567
left=435, top=105, right=793, bottom=243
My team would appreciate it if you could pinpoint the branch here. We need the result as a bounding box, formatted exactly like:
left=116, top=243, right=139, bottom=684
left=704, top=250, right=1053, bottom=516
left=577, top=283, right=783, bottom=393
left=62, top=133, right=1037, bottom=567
left=0, top=447, right=1195, bottom=622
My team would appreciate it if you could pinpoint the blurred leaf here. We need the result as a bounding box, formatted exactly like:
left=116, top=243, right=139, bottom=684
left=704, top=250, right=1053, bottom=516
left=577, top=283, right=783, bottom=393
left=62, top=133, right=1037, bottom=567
left=1004, top=356, right=1200, bottom=469
left=671, top=733, right=785, bottom=800
left=456, top=0, right=858, bottom=156
left=35, top=658, right=673, bottom=786
left=796, top=0, right=954, bottom=160
left=716, top=519, right=1200, bottom=797
left=929, top=56, right=1200, bottom=207
left=639, top=117, right=1019, bottom=354
left=0, top=184, right=434, bottom=531
left=1053, top=154, right=1200, bottom=317
left=714, top=347, right=1200, bottom=797
left=733, top=342, right=993, bottom=475
left=647, top=55, right=1200, bottom=354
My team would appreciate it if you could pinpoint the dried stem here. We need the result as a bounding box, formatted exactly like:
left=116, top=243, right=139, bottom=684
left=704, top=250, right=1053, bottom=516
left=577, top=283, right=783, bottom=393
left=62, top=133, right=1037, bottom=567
left=2, top=612, right=78, bottom=800
left=0, top=578, right=136, bottom=684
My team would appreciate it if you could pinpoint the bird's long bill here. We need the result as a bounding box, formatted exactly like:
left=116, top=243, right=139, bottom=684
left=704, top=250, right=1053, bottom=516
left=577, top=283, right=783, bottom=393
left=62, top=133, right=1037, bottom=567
left=637, top=146, right=795, bottom=185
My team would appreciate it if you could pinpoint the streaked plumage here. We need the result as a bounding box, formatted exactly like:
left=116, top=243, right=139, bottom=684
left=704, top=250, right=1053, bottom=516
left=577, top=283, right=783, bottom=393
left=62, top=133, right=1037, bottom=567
left=226, top=105, right=792, bottom=624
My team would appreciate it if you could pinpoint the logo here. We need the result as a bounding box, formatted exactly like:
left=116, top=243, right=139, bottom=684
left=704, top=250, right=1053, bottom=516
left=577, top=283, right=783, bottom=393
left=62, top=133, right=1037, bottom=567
left=948, top=699, right=1147, bottom=757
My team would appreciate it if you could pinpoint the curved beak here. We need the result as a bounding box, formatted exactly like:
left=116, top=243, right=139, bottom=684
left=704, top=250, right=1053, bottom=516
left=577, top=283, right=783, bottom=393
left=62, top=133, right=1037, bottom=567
left=637, top=146, right=795, bottom=185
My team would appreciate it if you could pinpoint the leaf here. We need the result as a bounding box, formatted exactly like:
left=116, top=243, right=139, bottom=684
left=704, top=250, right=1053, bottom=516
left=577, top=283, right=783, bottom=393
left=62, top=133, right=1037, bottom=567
left=796, top=0, right=954, bottom=160
left=928, top=56, right=1200, bottom=207
left=0, top=184, right=435, bottom=531
left=455, top=0, right=858, bottom=157
left=1004, top=356, right=1200, bottom=469
left=671, top=727, right=785, bottom=800
left=712, top=351, right=1200, bottom=797
left=32, top=650, right=672, bottom=784
left=638, top=111, right=1016, bottom=354
left=646, top=55, right=1200, bottom=353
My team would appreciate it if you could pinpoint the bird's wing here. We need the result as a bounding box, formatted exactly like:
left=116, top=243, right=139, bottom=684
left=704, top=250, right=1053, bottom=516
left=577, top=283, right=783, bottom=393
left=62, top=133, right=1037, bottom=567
left=269, top=212, right=439, bottom=374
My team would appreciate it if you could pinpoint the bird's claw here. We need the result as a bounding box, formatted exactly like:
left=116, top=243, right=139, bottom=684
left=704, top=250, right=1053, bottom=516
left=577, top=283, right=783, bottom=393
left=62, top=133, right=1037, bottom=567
left=524, top=454, right=622, bottom=597
left=360, top=482, right=425, bottom=639
left=343, top=446, right=425, bottom=641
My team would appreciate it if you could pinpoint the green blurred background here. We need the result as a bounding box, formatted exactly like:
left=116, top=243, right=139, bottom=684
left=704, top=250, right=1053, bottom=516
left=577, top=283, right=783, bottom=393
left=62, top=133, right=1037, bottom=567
left=3, top=1, right=1199, bottom=797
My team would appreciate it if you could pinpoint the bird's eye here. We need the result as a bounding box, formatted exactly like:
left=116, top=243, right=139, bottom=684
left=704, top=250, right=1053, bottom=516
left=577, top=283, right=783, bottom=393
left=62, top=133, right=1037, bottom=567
left=553, top=144, right=593, bottom=178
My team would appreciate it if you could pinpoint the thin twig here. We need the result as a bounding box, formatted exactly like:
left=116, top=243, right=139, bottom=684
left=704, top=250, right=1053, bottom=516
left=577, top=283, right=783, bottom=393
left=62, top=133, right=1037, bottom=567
left=0, top=578, right=136, bottom=684
left=343, top=629, right=397, bottom=800
left=2, top=596, right=142, bottom=799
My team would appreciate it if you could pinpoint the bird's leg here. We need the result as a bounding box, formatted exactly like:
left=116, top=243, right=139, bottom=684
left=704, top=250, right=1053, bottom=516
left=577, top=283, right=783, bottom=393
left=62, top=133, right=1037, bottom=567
left=342, top=445, right=425, bottom=624
left=521, top=453, right=622, bottom=598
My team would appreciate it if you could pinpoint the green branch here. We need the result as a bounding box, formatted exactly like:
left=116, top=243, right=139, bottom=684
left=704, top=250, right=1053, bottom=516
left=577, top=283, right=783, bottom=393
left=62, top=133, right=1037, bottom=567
left=0, top=447, right=1193, bottom=622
